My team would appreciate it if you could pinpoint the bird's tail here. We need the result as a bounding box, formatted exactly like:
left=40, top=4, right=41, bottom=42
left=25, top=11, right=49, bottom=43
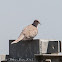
left=11, top=34, right=24, bottom=44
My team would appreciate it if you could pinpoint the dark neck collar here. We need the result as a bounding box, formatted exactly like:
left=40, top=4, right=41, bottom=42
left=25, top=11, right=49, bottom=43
left=32, top=23, right=37, bottom=27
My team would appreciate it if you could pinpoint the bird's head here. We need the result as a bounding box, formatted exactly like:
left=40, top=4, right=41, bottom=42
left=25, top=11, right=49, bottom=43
left=32, top=20, right=40, bottom=27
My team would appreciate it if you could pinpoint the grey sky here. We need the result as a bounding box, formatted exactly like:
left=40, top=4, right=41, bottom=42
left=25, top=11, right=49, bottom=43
left=0, top=0, right=62, bottom=54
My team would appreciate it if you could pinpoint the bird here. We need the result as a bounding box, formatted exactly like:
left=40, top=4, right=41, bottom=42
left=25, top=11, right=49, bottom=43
left=11, top=20, right=40, bottom=44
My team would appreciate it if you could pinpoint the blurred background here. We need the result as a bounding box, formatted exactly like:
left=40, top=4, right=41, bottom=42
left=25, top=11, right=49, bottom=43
left=0, top=0, right=62, bottom=54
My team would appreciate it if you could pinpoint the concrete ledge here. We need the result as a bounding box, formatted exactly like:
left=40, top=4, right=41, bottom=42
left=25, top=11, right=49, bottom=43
left=9, top=39, right=61, bottom=60
left=35, top=54, right=62, bottom=57
left=35, top=54, right=62, bottom=62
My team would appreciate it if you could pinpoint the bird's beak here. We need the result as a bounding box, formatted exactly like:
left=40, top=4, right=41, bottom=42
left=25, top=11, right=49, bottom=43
left=40, top=23, right=41, bottom=25
left=38, top=21, right=41, bottom=25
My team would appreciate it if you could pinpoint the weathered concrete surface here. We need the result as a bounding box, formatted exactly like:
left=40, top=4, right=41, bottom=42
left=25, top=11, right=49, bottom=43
left=9, top=39, right=61, bottom=60
left=35, top=54, right=62, bottom=62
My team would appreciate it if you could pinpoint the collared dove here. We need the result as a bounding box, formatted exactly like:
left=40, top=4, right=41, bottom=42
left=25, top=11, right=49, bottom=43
left=11, top=20, right=40, bottom=44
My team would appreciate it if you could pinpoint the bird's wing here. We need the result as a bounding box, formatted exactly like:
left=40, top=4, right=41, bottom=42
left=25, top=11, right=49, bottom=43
left=11, top=24, right=38, bottom=44
left=22, top=25, right=38, bottom=39
left=11, top=34, right=24, bottom=44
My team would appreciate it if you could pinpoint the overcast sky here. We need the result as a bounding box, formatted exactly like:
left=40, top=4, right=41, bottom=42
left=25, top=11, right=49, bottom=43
left=0, top=0, right=62, bottom=54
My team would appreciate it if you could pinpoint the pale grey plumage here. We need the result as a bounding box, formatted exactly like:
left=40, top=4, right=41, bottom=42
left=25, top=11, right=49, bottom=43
left=11, top=20, right=40, bottom=44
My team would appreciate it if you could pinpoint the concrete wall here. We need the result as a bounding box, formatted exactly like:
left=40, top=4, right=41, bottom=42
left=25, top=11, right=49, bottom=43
left=9, top=39, right=61, bottom=60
